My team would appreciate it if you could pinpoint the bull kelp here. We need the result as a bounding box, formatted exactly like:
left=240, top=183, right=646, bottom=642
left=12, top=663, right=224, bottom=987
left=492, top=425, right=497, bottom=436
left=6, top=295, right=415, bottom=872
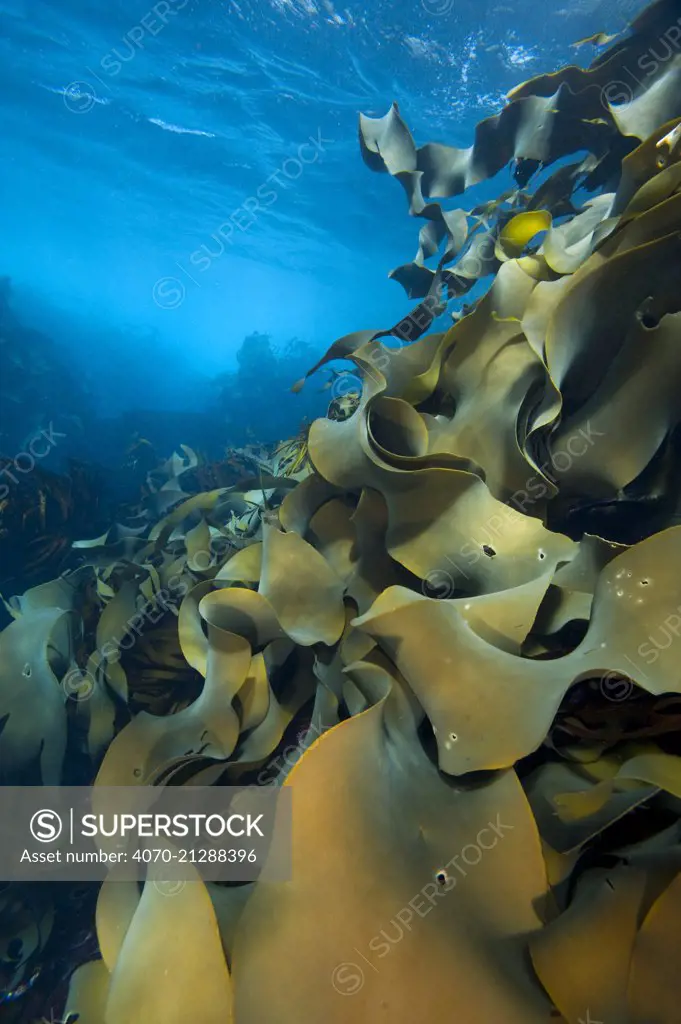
left=2, top=0, right=681, bottom=1022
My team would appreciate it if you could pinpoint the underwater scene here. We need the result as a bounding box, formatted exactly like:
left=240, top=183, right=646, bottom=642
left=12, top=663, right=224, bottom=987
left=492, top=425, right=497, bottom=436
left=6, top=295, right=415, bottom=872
left=2, top=0, right=681, bottom=1019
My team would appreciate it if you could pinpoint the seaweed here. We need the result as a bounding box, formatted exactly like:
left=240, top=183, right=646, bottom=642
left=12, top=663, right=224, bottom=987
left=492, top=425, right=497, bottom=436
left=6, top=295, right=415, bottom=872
left=2, top=1, right=681, bottom=1021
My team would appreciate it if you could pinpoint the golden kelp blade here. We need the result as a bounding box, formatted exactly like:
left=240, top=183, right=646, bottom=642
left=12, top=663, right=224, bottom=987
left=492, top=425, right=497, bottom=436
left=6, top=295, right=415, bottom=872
left=571, top=31, right=618, bottom=48
left=0, top=1, right=679, bottom=1021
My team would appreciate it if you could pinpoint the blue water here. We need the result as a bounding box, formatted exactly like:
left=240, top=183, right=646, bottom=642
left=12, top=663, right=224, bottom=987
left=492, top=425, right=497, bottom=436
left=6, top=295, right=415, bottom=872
left=2, top=0, right=641, bottom=416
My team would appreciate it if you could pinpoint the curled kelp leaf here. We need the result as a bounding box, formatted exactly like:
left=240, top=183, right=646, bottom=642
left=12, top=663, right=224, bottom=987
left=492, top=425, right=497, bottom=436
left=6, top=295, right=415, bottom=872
left=524, top=759, right=657, bottom=855
left=495, top=210, right=552, bottom=261
left=534, top=533, right=627, bottom=636
left=104, top=870, right=232, bottom=1024
left=232, top=662, right=552, bottom=1023
left=93, top=592, right=280, bottom=786
left=628, top=869, right=681, bottom=1023
left=353, top=585, right=571, bottom=773
left=553, top=747, right=681, bottom=824
left=541, top=193, right=615, bottom=274
left=529, top=864, right=649, bottom=1024
left=63, top=957, right=110, bottom=1024
left=0, top=608, right=71, bottom=783
left=354, top=0, right=681, bottom=340
left=95, top=879, right=140, bottom=974
left=215, top=543, right=263, bottom=584
left=572, top=31, right=619, bottom=48
left=573, top=526, right=681, bottom=696
left=613, top=116, right=681, bottom=215
left=291, top=271, right=447, bottom=391
left=434, top=258, right=556, bottom=501
left=609, top=56, right=681, bottom=144
left=258, top=524, right=345, bottom=646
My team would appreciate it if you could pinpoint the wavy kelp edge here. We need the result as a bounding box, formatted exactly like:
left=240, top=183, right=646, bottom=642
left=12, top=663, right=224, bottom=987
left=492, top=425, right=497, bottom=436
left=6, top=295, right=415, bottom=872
left=1, top=4, right=681, bottom=1023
